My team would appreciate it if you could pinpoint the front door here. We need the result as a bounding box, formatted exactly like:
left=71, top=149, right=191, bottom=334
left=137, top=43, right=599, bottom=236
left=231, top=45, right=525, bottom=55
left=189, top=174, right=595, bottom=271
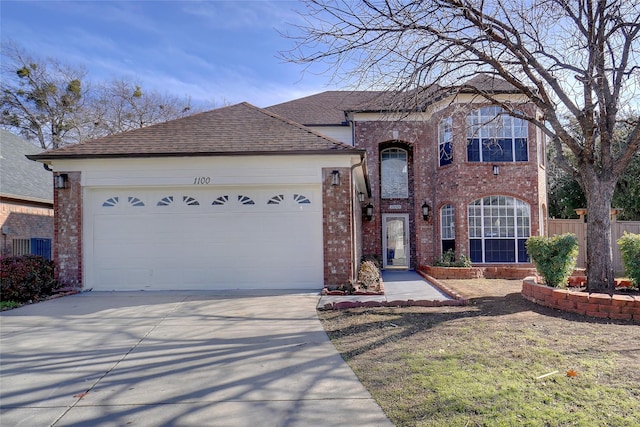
left=383, top=214, right=409, bottom=269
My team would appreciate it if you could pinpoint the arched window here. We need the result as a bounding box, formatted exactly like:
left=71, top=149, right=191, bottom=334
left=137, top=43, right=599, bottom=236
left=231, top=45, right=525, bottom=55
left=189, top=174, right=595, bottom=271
left=381, top=147, right=408, bottom=198
left=466, top=106, right=528, bottom=162
left=468, top=196, right=530, bottom=263
left=440, top=204, right=455, bottom=253
left=438, top=117, right=453, bottom=166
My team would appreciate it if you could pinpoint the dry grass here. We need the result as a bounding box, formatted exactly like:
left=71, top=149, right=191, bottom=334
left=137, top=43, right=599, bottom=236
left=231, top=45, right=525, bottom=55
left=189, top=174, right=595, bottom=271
left=318, top=279, right=640, bottom=426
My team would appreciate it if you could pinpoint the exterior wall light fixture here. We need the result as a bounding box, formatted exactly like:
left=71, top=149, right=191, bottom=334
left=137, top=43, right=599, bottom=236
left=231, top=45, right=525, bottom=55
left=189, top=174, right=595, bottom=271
left=422, top=202, right=430, bottom=221
left=54, top=174, right=68, bottom=189
left=331, top=170, right=340, bottom=186
left=364, top=203, right=374, bottom=221
left=493, top=165, right=500, bottom=175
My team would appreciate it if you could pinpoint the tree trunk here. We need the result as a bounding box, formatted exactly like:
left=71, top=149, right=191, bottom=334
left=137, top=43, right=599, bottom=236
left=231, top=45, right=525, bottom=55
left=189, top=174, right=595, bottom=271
left=584, top=178, right=616, bottom=293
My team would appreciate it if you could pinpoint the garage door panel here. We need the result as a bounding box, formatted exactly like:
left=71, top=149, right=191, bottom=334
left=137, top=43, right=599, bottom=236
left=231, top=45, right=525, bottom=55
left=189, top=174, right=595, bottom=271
left=88, top=187, right=323, bottom=290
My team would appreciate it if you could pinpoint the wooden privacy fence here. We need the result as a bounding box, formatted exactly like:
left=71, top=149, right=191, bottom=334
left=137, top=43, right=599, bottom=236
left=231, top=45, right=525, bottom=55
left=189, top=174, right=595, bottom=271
left=547, top=219, right=640, bottom=274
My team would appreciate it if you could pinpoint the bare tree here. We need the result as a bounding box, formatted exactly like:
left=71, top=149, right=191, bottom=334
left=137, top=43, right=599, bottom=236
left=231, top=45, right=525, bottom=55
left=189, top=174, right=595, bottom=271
left=2, top=43, right=200, bottom=149
left=88, top=79, right=194, bottom=139
left=284, top=0, right=640, bottom=292
left=1, top=43, right=89, bottom=149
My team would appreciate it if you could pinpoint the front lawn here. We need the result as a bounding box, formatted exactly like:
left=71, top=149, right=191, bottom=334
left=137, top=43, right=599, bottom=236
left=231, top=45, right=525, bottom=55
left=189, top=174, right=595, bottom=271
left=318, top=279, right=640, bottom=427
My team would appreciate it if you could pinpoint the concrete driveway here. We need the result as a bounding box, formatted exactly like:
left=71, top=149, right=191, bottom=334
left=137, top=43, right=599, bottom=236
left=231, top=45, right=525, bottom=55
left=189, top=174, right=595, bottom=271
left=0, top=290, right=392, bottom=426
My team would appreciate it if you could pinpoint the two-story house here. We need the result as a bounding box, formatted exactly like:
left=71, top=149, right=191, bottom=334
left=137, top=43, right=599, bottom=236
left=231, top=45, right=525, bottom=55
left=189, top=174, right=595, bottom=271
left=268, top=75, right=546, bottom=272
left=29, top=76, right=545, bottom=291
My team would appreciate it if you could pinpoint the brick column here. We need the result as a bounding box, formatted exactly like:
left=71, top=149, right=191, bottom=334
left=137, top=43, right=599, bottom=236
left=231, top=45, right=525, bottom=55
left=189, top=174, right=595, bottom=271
left=54, top=172, right=82, bottom=287
left=322, top=167, right=354, bottom=288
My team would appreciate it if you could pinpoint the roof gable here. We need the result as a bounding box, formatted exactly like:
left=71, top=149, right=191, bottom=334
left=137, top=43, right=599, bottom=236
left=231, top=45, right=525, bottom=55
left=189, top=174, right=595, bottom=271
left=0, top=130, right=53, bottom=202
left=29, top=102, right=361, bottom=160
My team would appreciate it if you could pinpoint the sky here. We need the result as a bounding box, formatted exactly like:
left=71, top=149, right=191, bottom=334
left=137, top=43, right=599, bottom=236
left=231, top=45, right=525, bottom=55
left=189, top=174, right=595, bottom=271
left=0, top=0, right=337, bottom=108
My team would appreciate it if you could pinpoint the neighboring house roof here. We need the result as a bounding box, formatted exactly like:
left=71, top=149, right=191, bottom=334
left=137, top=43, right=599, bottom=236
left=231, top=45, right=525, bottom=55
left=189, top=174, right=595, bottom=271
left=28, top=102, right=363, bottom=161
left=0, top=129, right=53, bottom=203
left=266, top=75, right=521, bottom=126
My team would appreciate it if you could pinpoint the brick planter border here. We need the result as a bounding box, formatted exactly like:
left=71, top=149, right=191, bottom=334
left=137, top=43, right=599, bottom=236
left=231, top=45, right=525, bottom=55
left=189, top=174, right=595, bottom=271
left=521, top=277, right=640, bottom=322
left=420, top=265, right=537, bottom=280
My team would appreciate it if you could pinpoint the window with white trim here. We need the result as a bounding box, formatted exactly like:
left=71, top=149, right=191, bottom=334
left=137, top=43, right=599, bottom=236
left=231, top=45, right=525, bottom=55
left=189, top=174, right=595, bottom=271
left=440, top=204, right=455, bottom=253
left=468, top=196, right=530, bottom=263
left=381, top=148, right=408, bottom=198
left=439, top=117, right=453, bottom=166
left=466, top=106, right=528, bottom=162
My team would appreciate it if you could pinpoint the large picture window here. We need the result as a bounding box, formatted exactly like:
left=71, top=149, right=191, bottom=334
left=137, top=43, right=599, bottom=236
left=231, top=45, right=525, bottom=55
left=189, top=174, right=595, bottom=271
left=439, top=117, right=453, bottom=166
left=466, top=106, right=528, bottom=163
left=468, top=196, right=530, bottom=263
left=381, top=148, right=408, bottom=198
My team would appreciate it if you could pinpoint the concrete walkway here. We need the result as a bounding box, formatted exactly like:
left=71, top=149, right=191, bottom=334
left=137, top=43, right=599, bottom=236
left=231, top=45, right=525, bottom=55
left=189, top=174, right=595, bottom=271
left=318, top=270, right=454, bottom=309
left=0, top=291, right=393, bottom=426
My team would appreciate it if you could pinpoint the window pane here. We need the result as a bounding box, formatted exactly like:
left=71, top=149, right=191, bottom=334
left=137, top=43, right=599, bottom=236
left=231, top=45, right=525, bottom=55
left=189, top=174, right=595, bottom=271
left=465, top=107, right=528, bottom=163
left=470, top=239, right=483, bottom=262
left=381, top=148, right=408, bottom=198
left=485, top=239, right=516, bottom=262
left=467, top=139, right=481, bottom=162
left=440, top=141, right=453, bottom=166
left=441, top=204, right=455, bottom=239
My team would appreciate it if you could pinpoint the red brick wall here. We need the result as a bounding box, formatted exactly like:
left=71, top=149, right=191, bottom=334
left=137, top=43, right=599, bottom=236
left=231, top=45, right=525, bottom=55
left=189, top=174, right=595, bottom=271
left=354, top=103, right=545, bottom=268
left=322, top=167, right=354, bottom=287
left=0, top=199, right=53, bottom=256
left=54, top=172, right=83, bottom=287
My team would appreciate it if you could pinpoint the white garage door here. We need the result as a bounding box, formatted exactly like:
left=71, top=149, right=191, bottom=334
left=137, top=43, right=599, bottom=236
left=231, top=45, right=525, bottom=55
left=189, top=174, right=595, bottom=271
left=86, top=186, right=324, bottom=290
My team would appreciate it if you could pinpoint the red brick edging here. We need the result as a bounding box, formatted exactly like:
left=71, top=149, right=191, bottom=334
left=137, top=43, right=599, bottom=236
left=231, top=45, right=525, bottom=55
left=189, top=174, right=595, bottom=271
left=522, top=277, right=640, bottom=322
left=319, top=272, right=468, bottom=310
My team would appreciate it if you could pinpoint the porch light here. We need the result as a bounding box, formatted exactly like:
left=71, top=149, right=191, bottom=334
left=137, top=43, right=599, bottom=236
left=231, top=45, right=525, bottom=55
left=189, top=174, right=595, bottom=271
left=331, top=170, right=340, bottom=186
left=54, top=174, right=68, bottom=189
left=364, top=203, right=374, bottom=221
left=422, top=202, right=430, bottom=221
left=358, top=192, right=365, bottom=203
left=492, top=165, right=500, bottom=175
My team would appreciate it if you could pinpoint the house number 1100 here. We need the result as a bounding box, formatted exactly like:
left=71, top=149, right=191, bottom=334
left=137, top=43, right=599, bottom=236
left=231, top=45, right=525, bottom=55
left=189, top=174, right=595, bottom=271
left=193, top=177, right=211, bottom=185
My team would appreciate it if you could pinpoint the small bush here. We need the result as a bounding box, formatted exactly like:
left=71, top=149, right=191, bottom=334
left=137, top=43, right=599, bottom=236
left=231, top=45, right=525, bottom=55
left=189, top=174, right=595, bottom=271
left=526, top=234, right=579, bottom=287
left=361, top=254, right=381, bottom=269
left=358, top=259, right=382, bottom=291
left=618, top=232, right=640, bottom=289
left=0, top=255, right=60, bottom=303
left=434, top=249, right=472, bottom=267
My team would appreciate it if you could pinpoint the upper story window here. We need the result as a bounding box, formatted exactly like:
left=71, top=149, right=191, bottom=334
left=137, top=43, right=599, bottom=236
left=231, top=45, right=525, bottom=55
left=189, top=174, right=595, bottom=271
left=381, top=147, right=408, bottom=198
left=466, top=106, right=528, bottom=163
left=438, top=117, right=453, bottom=166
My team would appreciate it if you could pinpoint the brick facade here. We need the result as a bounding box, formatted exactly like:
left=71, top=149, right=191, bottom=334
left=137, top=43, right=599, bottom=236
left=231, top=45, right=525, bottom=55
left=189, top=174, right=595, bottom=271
left=0, top=199, right=53, bottom=257
left=322, top=167, right=355, bottom=287
left=354, top=103, right=546, bottom=268
left=53, top=172, right=83, bottom=287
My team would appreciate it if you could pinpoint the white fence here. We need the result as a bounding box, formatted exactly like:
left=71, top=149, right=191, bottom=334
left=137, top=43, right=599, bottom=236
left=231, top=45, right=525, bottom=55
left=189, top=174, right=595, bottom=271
left=547, top=219, right=640, bottom=274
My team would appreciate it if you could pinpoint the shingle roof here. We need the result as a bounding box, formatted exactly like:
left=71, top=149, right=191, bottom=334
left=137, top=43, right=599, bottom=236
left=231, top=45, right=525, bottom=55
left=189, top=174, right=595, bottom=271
left=266, top=91, right=388, bottom=126
left=0, top=130, right=53, bottom=203
left=28, top=102, right=363, bottom=160
left=266, top=76, right=521, bottom=126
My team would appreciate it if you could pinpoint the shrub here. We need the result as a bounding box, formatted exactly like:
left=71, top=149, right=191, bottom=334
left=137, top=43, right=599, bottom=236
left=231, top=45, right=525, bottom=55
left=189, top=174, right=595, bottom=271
left=357, top=259, right=382, bottom=291
left=618, top=232, right=640, bottom=289
left=0, top=255, right=60, bottom=303
left=361, top=254, right=381, bottom=269
left=434, top=249, right=472, bottom=267
left=526, top=234, right=579, bottom=287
